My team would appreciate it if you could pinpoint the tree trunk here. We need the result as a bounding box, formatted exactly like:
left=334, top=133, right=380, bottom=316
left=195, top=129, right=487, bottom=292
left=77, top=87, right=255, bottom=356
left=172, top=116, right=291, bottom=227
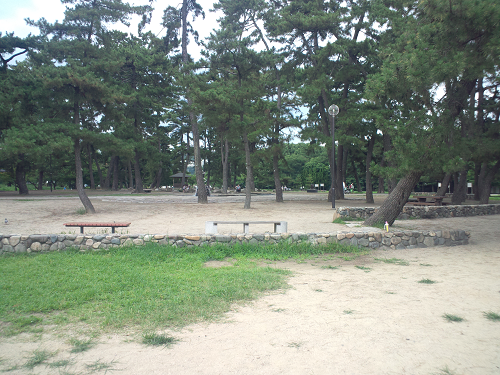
left=151, top=167, right=162, bottom=189
left=336, top=144, right=345, bottom=200
left=436, top=173, right=452, bottom=196
left=243, top=132, right=253, bottom=209
left=478, top=160, right=500, bottom=204
left=273, top=152, right=283, bottom=202
left=128, top=160, right=133, bottom=189
left=383, top=133, right=397, bottom=193
left=365, top=136, right=375, bottom=204
left=451, top=169, right=467, bottom=204
left=351, top=159, right=361, bottom=193
left=221, top=138, right=229, bottom=194
left=134, top=151, right=143, bottom=193
left=73, top=87, right=95, bottom=213
left=191, top=109, right=207, bottom=203
left=378, top=177, right=385, bottom=193
left=104, top=156, right=114, bottom=190
left=93, top=146, right=103, bottom=189
left=15, top=160, right=29, bottom=195
left=87, top=143, right=95, bottom=189
left=74, top=139, right=95, bottom=213
left=473, top=163, right=481, bottom=200
left=327, top=147, right=334, bottom=202
left=112, top=155, right=120, bottom=191
left=37, top=169, right=44, bottom=190
left=364, top=171, right=422, bottom=226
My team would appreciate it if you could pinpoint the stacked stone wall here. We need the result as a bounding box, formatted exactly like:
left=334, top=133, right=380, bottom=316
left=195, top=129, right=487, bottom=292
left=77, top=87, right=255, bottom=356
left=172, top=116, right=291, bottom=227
left=0, top=229, right=470, bottom=255
left=337, top=204, right=500, bottom=220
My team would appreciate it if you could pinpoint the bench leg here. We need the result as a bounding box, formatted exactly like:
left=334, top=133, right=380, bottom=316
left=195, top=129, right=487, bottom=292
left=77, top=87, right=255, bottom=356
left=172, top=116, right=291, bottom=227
left=80, top=226, right=84, bottom=234
left=243, top=223, right=249, bottom=233
left=275, top=221, right=287, bottom=233
left=112, top=227, right=115, bottom=233
left=205, top=221, right=217, bottom=234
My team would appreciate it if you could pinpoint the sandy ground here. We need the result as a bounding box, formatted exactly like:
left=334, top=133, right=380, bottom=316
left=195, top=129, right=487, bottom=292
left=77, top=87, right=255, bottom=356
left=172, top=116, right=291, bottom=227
left=1, top=191, right=499, bottom=375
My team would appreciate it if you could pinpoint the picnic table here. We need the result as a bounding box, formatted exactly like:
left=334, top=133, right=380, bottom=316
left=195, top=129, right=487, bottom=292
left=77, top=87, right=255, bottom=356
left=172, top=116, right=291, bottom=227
left=408, top=196, right=446, bottom=206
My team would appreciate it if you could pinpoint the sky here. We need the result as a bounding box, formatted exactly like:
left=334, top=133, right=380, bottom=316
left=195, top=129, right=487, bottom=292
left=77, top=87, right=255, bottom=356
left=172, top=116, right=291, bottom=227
left=1, top=0, right=222, bottom=57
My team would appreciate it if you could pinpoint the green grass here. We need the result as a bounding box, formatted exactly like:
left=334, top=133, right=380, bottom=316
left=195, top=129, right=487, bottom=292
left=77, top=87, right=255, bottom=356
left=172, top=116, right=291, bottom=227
left=483, top=311, right=500, bottom=321
left=355, top=265, right=371, bottom=272
left=333, top=217, right=347, bottom=224
left=70, top=338, right=94, bottom=353
left=375, top=258, right=409, bottom=266
left=76, top=207, right=86, bottom=215
left=321, top=265, right=339, bottom=270
left=24, top=350, right=55, bottom=370
left=142, top=333, right=178, bottom=347
left=443, top=314, right=465, bottom=322
left=418, top=278, right=436, bottom=284
left=0, top=242, right=360, bottom=335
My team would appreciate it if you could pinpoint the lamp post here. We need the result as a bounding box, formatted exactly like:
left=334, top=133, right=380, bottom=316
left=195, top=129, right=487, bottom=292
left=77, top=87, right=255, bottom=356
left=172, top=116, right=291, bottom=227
left=328, top=104, right=339, bottom=208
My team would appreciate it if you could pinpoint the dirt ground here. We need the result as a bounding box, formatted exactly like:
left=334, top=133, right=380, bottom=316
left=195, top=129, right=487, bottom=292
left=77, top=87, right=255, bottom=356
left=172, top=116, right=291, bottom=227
left=1, top=191, right=499, bottom=375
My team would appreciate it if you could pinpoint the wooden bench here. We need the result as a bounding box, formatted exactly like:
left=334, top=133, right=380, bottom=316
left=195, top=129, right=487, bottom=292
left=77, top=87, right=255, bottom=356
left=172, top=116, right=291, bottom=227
left=409, top=195, right=446, bottom=206
left=63, top=222, right=131, bottom=234
left=205, top=221, right=287, bottom=234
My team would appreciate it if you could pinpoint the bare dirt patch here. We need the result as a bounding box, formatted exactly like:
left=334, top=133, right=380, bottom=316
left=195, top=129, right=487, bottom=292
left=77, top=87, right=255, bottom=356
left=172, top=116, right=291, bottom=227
left=1, top=191, right=499, bottom=374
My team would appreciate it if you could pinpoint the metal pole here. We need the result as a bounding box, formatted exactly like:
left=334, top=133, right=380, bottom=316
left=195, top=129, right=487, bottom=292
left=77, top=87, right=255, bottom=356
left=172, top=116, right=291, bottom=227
left=332, top=115, right=335, bottom=209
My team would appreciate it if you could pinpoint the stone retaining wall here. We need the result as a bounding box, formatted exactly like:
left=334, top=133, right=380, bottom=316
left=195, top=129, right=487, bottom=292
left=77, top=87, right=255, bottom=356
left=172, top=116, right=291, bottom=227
left=337, top=204, right=500, bottom=220
left=0, top=229, right=470, bottom=254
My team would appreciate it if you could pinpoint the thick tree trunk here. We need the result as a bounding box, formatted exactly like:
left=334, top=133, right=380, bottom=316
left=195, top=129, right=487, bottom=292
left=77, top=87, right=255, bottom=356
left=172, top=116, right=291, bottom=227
left=365, top=136, right=375, bottom=204
left=74, top=139, right=95, bottom=213
left=221, top=138, right=229, bottom=194
left=273, top=152, right=283, bottom=202
left=112, top=155, right=120, bottom=191
left=134, top=151, right=143, bottom=193
left=15, top=161, right=29, bottom=195
left=478, top=160, right=500, bottom=204
left=436, top=173, right=452, bottom=196
left=364, top=171, right=422, bottom=226
left=451, top=169, right=468, bottom=204
left=243, top=132, right=253, bottom=209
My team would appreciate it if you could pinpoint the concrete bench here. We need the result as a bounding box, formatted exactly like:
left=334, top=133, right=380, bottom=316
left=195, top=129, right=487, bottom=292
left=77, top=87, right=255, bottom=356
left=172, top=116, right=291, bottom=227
left=205, top=221, right=287, bottom=234
left=63, top=222, right=131, bottom=234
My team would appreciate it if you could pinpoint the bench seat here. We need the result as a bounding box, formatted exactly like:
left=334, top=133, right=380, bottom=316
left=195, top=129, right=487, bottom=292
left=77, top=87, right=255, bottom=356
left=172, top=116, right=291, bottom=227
left=205, top=221, right=287, bottom=234
left=64, top=222, right=131, bottom=234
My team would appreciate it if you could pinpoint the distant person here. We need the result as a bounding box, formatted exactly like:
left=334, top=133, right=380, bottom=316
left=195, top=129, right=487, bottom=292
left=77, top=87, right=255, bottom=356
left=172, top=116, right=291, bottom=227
left=236, top=184, right=241, bottom=193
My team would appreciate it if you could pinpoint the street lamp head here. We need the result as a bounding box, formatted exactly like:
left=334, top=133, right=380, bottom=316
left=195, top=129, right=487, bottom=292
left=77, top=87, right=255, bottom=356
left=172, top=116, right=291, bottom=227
left=328, top=104, right=339, bottom=116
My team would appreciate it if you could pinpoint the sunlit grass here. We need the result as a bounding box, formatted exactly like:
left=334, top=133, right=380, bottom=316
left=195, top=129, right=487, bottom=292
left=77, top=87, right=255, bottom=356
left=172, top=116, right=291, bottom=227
left=0, top=241, right=360, bottom=335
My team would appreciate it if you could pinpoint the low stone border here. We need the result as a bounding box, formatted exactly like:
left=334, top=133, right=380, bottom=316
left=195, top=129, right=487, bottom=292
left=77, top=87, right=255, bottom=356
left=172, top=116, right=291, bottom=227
left=337, top=204, right=500, bottom=220
left=0, top=229, right=470, bottom=254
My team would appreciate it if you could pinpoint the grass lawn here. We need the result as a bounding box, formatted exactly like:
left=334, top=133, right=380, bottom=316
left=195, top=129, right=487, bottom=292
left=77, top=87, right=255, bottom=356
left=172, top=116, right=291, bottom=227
left=0, top=242, right=357, bottom=337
